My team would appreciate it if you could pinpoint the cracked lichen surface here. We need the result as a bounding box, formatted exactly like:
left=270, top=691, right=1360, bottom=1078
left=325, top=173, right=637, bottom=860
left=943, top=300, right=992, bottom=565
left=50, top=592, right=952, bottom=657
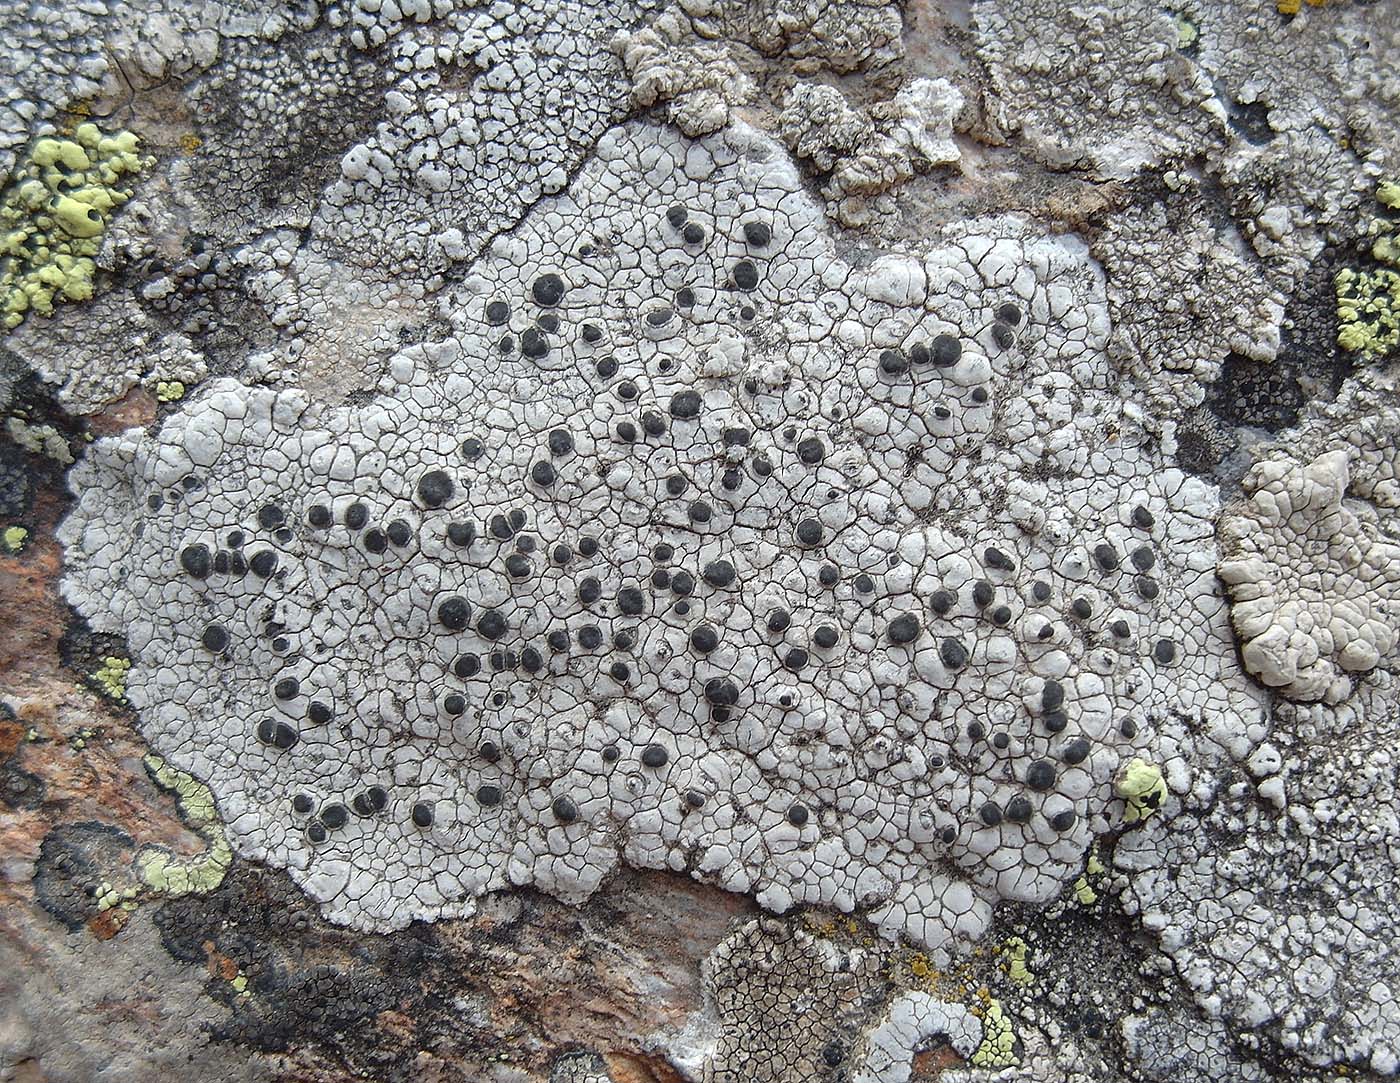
left=6, top=0, right=1400, bottom=1079
left=61, top=117, right=1262, bottom=957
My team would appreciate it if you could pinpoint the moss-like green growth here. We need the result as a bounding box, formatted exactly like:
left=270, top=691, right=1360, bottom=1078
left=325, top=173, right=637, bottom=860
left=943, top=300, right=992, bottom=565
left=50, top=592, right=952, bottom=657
left=971, top=997, right=1020, bottom=1069
left=1, top=525, right=27, bottom=554
left=92, top=655, right=131, bottom=700
left=136, top=754, right=232, bottom=897
left=1116, top=756, right=1168, bottom=823
left=1336, top=181, right=1400, bottom=362
left=154, top=379, right=187, bottom=402
left=1, top=122, right=151, bottom=329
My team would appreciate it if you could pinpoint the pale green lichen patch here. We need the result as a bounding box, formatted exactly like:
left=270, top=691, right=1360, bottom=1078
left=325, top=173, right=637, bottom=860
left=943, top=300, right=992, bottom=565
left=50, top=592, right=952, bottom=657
left=971, top=997, right=1020, bottom=1069
left=154, top=379, right=187, bottom=402
left=1336, top=181, right=1400, bottom=362
left=1004, top=936, right=1034, bottom=987
left=1116, top=757, right=1168, bottom=823
left=92, top=655, right=131, bottom=700
left=5, top=416, right=73, bottom=463
left=136, top=753, right=232, bottom=897
left=1173, top=13, right=1198, bottom=48
left=1, top=122, right=150, bottom=330
left=93, top=879, right=139, bottom=913
left=1, top=525, right=27, bottom=554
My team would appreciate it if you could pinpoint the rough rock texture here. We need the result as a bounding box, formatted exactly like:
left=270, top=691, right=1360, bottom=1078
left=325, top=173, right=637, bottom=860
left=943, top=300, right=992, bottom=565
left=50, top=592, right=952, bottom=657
left=2, top=0, right=1400, bottom=1080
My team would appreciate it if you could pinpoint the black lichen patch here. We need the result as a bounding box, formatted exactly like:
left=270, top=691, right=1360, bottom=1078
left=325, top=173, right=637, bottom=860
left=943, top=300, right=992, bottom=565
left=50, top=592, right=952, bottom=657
left=1208, top=352, right=1305, bottom=433
left=0, top=438, right=33, bottom=519
left=1, top=371, right=84, bottom=487
left=59, top=616, right=132, bottom=704
left=1227, top=99, right=1275, bottom=146
left=0, top=759, right=44, bottom=809
left=33, top=821, right=137, bottom=931
left=154, top=867, right=444, bottom=1055
left=1173, top=407, right=1230, bottom=478
left=150, top=864, right=747, bottom=1081
left=0, top=702, right=44, bottom=810
left=1206, top=252, right=1353, bottom=437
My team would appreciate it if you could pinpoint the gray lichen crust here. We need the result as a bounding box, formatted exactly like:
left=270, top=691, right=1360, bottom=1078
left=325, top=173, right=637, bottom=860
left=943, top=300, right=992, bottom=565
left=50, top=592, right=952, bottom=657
left=61, top=120, right=1242, bottom=954
left=12, top=0, right=1400, bottom=1077
left=1118, top=667, right=1400, bottom=1074
left=1220, top=449, right=1400, bottom=704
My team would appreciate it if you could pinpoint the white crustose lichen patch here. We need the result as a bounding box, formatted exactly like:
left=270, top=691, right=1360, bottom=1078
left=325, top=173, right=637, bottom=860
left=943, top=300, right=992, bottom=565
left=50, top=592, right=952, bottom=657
left=61, top=120, right=1246, bottom=956
left=1220, top=448, right=1400, bottom=704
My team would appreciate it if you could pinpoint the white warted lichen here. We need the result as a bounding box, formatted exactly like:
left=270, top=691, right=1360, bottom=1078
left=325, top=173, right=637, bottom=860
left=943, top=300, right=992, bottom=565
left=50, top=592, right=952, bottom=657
left=61, top=120, right=1237, bottom=956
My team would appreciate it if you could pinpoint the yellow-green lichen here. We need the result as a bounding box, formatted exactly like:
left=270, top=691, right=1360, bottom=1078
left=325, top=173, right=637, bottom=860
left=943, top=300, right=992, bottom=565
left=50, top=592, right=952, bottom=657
left=1173, top=14, right=1198, bottom=48
left=93, top=879, right=139, bottom=912
left=1336, top=182, right=1400, bottom=362
left=1, top=122, right=151, bottom=330
left=1, top=525, right=27, bottom=554
left=1116, top=757, right=1168, bottom=823
left=971, top=997, right=1020, bottom=1069
left=154, top=379, right=187, bottom=402
left=1073, top=844, right=1106, bottom=905
left=93, top=655, right=131, bottom=700
left=1004, top=936, right=1034, bottom=987
left=136, top=753, right=232, bottom=897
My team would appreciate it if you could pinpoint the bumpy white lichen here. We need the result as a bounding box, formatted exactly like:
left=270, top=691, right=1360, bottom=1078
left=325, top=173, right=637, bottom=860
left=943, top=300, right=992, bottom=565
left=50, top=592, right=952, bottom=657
left=60, top=118, right=1245, bottom=956
left=852, top=991, right=981, bottom=1083
left=613, top=0, right=904, bottom=138
left=1122, top=1009, right=1267, bottom=1083
left=1118, top=669, right=1400, bottom=1074
left=1219, top=449, right=1400, bottom=704
left=778, top=78, right=963, bottom=227
left=972, top=0, right=1222, bottom=178
left=612, top=10, right=756, bottom=138
left=1091, top=187, right=1286, bottom=413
